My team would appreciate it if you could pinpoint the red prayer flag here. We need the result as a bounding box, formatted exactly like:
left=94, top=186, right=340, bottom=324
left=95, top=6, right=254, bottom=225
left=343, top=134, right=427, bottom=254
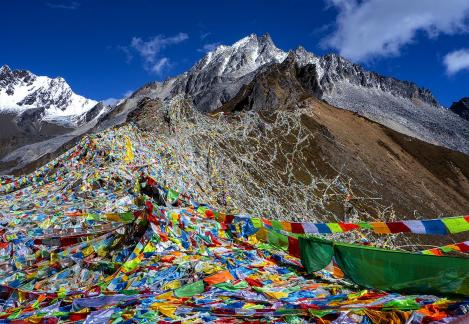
left=288, top=236, right=300, bottom=258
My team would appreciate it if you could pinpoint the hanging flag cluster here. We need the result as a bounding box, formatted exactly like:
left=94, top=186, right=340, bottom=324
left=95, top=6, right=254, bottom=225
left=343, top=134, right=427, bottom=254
left=421, top=241, right=469, bottom=256
left=143, top=176, right=469, bottom=236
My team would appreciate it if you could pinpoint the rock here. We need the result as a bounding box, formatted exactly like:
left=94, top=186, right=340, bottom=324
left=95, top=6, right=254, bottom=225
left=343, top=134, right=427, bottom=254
left=449, top=97, right=469, bottom=121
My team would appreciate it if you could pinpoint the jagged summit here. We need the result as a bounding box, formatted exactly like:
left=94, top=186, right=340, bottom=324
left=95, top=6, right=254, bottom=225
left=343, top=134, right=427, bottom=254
left=231, top=33, right=273, bottom=48
left=317, top=52, right=439, bottom=107
left=191, top=33, right=286, bottom=78
left=133, top=33, right=441, bottom=111
left=132, top=33, right=288, bottom=111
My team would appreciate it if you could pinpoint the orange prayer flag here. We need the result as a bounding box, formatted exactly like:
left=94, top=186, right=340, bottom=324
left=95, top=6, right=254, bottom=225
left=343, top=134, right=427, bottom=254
left=203, top=270, right=234, bottom=285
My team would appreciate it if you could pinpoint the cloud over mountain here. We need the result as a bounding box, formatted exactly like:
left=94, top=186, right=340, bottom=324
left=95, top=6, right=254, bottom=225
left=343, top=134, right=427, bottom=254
left=130, top=33, right=189, bottom=74
left=323, top=0, right=469, bottom=62
left=444, top=48, right=469, bottom=75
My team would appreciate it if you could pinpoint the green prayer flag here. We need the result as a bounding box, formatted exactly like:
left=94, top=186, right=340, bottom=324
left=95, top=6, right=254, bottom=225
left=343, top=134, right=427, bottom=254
left=251, top=218, right=262, bottom=228
left=326, top=223, right=343, bottom=233
left=441, top=217, right=469, bottom=234
left=382, top=298, right=419, bottom=310
left=174, top=280, right=205, bottom=297
left=271, top=220, right=283, bottom=230
left=167, top=189, right=179, bottom=203
left=214, top=280, right=249, bottom=291
left=267, top=229, right=288, bottom=249
left=300, top=236, right=469, bottom=297
left=120, top=211, right=135, bottom=222
left=299, top=236, right=334, bottom=273
left=334, top=242, right=469, bottom=297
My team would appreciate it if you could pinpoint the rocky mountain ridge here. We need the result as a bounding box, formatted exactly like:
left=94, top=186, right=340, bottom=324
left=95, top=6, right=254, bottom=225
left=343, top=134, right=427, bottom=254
left=129, top=34, right=469, bottom=154
left=450, top=97, right=469, bottom=121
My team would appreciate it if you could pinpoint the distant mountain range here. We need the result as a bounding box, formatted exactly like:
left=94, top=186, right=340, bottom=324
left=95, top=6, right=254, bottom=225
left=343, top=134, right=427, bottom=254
left=0, top=65, right=100, bottom=124
left=0, top=65, right=108, bottom=172
left=0, top=34, right=468, bottom=174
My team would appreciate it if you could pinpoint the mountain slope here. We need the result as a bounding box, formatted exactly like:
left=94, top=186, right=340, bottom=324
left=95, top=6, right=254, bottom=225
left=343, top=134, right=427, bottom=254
left=311, top=54, right=469, bottom=155
left=122, top=96, right=469, bottom=225
left=127, top=34, right=469, bottom=155
left=210, top=57, right=469, bottom=218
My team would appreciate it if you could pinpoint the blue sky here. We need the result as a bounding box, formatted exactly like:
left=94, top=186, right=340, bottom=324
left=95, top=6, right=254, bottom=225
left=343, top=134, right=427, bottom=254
left=2, top=0, right=469, bottom=107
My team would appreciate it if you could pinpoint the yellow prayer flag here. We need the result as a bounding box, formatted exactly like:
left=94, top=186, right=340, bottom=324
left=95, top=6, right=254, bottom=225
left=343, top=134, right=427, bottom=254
left=124, top=136, right=134, bottom=163
left=264, top=290, right=288, bottom=299
left=151, top=302, right=177, bottom=318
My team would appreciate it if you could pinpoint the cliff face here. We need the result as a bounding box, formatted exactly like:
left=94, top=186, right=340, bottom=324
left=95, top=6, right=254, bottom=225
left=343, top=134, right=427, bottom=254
left=450, top=97, right=469, bottom=121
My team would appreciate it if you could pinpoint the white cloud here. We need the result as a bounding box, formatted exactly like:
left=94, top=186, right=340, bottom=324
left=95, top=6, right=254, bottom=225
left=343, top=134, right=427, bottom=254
left=123, top=90, right=133, bottom=97
left=323, top=0, right=469, bottom=62
left=150, top=57, right=170, bottom=74
left=102, top=90, right=134, bottom=106
left=444, top=49, right=469, bottom=75
left=130, top=33, right=188, bottom=74
left=198, top=42, right=221, bottom=53
left=102, top=97, right=120, bottom=106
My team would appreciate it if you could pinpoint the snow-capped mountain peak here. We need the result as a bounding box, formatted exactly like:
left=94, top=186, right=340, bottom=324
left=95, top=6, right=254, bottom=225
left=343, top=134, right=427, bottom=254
left=0, top=65, right=97, bottom=123
left=193, top=33, right=287, bottom=78
left=134, top=33, right=288, bottom=111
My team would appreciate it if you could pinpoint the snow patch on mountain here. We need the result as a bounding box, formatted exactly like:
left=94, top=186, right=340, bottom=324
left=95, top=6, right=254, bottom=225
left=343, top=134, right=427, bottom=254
left=0, top=65, right=97, bottom=124
left=133, top=33, right=288, bottom=111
